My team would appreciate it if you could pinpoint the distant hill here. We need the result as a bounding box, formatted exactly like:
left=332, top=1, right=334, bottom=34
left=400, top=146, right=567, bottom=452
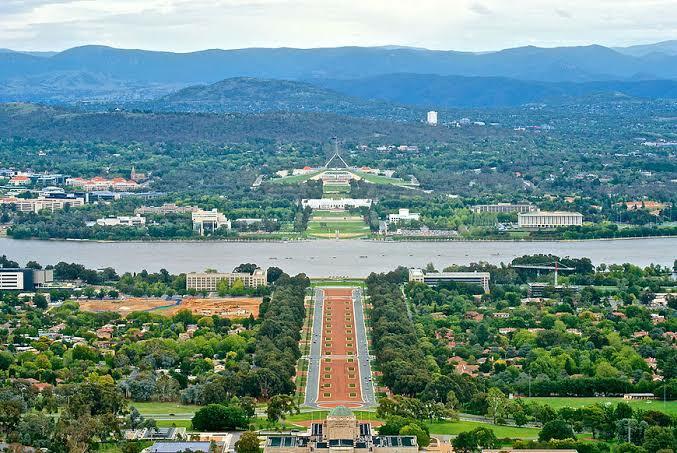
left=0, top=44, right=676, bottom=89
left=149, top=75, right=677, bottom=112
left=614, top=40, right=677, bottom=57
left=316, top=74, right=677, bottom=108
left=0, top=70, right=184, bottom=103
left=153, top=77, right=393, bottom=116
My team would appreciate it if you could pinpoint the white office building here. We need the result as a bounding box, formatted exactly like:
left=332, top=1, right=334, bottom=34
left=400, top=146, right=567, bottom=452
left=427, top=111, right=438, bottom=126
left=186, top=268, right=268, bottom=291
left=388, top=208, right=421, bottom=223
left=192, top=209, right=231, bottom=235
left=409, top=268, right=491, bottom=293
left=518, top=211, right=583, bottom=228
left=96, top=215, right=146, bottom=227
left=301, top=198, right=372, bottom=210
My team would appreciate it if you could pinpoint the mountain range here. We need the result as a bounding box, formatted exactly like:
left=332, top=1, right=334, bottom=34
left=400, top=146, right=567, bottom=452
left=1, top=42, right=677, bottom=109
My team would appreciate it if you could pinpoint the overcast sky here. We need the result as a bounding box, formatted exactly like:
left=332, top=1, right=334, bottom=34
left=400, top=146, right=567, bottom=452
left=1, top=0, right=675, bottom=52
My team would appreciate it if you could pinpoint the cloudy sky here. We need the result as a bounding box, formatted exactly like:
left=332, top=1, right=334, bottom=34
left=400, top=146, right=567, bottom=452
left=1, top=0, right=675, bottom=52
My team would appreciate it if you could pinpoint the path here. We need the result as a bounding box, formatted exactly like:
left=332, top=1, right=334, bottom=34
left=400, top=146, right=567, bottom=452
left=304, top=286, right=375, bottom=408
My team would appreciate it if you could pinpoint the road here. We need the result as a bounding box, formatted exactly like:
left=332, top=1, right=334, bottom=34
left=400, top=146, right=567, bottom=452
left=352, top=287, right=376, bottom=407
left=303, top=287, right=324, bottom=407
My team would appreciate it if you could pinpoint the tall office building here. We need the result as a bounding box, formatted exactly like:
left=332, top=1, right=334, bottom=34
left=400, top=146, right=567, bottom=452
left=427, top=111, right=438, bottom=126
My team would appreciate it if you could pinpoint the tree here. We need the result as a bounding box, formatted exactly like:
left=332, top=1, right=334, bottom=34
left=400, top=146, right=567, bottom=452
left=539, top=419, right=576, bottom=441
left=485, top=387, right=508, bottom=424
left=452, top=427, right=498, bottom=453
left=642, top=426, right=676, bottom=453
left=33, top=293, right=48, bottom=309
left=239, top=396, right=256, bottom=421
left=267, top=267, right=283, bottom=284
left=235, top=431, right=261, bottom=453
left=192, top=404, right=247, bottom=431
left=400, top=423, right=430, bottom=448
left=234, top=263, right=258, bottom=274
left=616, top=419, right=648, bottom=445
left=266, top=395, right=298, bottom=423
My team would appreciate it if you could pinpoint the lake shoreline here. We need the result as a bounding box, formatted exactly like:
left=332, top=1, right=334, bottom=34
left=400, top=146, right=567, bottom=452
left=3, top=235, right=677, bottom=245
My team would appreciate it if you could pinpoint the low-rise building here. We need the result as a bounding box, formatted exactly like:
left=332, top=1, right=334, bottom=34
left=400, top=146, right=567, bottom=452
left=472, top=203, right=536, bottom=214
left=264, top=406, right=417, bottom=453
left=192, top=209, right=231, bottom=235
left=409, top=268, right=491, bottom=293
left=0, top=269, right=53, bottom=290
left=388, top=208, right=420, bottom=223
left=301, top=198, right=372, bottom=210
left=96, top=215, right=146, bottom=227
left=623, top=393, right=655, bottom=400
left=0, top=196, right=85, bottom=213
left=186, top=268, right=268, bottom=291
left=135, top=203, right=199, bottom=215
left=66, top=176, right=140, bottom=191
left=518, top=211, right=583, bottom=228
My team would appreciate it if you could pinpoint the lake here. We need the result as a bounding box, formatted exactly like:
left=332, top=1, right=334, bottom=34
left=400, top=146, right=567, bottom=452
left=1, top=237, right=675, bottom=277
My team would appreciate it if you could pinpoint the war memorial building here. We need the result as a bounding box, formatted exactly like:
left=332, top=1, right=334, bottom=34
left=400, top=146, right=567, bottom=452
left=264, top=406, right=418, bottom=453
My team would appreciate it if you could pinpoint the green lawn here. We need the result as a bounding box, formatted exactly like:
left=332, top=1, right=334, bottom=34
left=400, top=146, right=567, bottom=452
left=306, top=217, right=370, bottom=238
left=353, top=171, right=410, bottom=186
left=268, top=171, right=322, bottom=185
left=156, top=419, right=193, bottom=429
left=522, top=397, right=677, bottom=416
left=130, top=401, right=200, bottom=416
left=311, top=210, right=358, bottom=218
left=310, top=279, right=365, bottom=287
left=323, top=184, right=351, bottom=193
left=427, top=420, right=541, bottom=438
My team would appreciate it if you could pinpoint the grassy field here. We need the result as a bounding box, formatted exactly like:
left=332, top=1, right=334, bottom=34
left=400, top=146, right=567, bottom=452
left=269, top=171, right=322, bottom=185
left=130, top=401, right=200, bottom=416
left=353, top=171, right=410, bottom=186
left=306, top=213, right=370, bottom=239
left=427, top=420, right=541, bottom=438
left=323, top=184, right=351, bottom=194
left=310, top=279, right=365, bottom=287
left=156, top=419, right=193, bottom=429
left=522, top=397, right=677, bottom=415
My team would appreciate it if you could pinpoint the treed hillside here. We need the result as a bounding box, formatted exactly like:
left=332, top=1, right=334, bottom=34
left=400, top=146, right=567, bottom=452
left=150, top=77, right=406, bottom=118
left=0, top=103, right=472, bottom=144
left=317, top=74, right=677, bottom=108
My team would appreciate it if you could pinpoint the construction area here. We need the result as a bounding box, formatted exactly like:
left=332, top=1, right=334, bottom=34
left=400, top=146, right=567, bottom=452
left=77, top=296, right=262, bottom=319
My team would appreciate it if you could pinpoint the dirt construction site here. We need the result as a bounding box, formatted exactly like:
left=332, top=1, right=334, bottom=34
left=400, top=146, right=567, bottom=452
left=77, top=297, right=262, bottom=319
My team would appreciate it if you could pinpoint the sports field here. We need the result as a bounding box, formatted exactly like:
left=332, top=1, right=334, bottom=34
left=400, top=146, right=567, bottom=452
left=521, top=397, right=677, bottom=415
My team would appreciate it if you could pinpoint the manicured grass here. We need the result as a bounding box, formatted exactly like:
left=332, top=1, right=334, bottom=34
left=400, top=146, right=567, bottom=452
left=353, top=171, right=410, bottom=186
left=323, top=184, right=351, bottom=193
left=306, top=219, right=370, bottom=238
left=522, top=397, right=677, bottom=416
left=130, top=401, right=200, bottom=416
left=311, top=279, right=365, bottom=287
left=427, top=420, right=541, bottom=438
left=269, top=171, right=322, bottom=185
left=312, top=210, right=359, bottom=218
left=156, top=419, right=193, bottom=429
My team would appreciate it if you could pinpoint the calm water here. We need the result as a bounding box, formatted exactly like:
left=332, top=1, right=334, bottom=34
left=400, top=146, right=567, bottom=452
left=1, top=237, right=675, bottom=277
